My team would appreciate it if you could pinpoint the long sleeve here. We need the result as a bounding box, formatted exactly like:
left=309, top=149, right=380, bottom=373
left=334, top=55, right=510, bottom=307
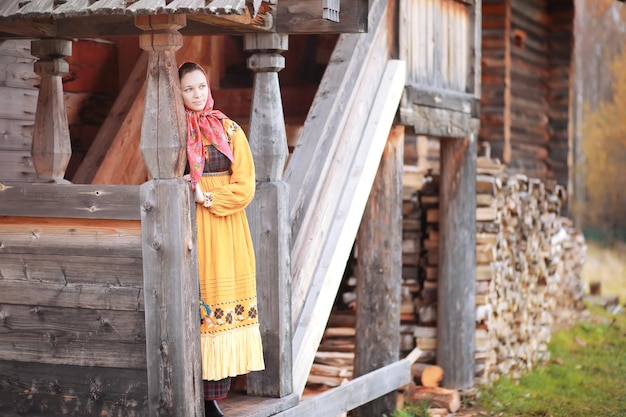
left=206, top=120, right=255, bottom=217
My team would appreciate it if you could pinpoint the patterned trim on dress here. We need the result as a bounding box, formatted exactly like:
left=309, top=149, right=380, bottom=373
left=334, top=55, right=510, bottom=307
left=202, top=170, right=231, bottom=176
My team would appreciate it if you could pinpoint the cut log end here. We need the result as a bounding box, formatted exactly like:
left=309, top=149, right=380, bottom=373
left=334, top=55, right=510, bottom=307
left=420, top=365, right=443, bottom=387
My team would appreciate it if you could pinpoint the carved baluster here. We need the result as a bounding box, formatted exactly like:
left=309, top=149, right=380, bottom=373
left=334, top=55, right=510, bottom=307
left=30, top=39, right=72, bottom=182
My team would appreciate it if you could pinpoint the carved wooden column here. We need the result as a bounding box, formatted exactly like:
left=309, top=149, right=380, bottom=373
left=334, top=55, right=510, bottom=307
left=135, top=15, right=203, bottom=417
left=30, top=39, right=72, bottom=182
left=244, top=33, right=293, bottom=398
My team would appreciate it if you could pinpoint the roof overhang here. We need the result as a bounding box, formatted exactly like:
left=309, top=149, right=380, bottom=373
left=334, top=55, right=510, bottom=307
left=0, top=0, right=368, bottom=39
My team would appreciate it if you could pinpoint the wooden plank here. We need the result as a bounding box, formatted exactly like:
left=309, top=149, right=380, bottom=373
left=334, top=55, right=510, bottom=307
left=0, top=118, right=33, bottom=151
left=291, top=59, right=407, bottom=397
left=276, top=0, right=368, bottom=34
left=0, top=304, right=146, bottom=368
left=404, top=85, right=477, bottom=115
left=274, top=351, right=420, bottom=417
left=211, top=392, right=299, bottom=417
left=0, top=279, right=143, bottom=311
left=0, top=252, right=142, bottom=286
left=0, top=217, right=142, bottom=257
left=0, top=85, right=37, bottom=120
left=0, top=150, right=36, bottom=181
left=0, top=183, right=141, bottom=219
left=437, top=135, right=476, bottom=389
left=352, top=125, right=404, bottom=417
left=0, top=360, right=148, bottom=417
left=140, top=180, right=202, bottom=417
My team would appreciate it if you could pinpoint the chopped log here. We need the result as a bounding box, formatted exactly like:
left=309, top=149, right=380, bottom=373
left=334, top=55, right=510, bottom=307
left=420, top=365, right=443, bottom=388
left=409, top=386, right=461, bottom=413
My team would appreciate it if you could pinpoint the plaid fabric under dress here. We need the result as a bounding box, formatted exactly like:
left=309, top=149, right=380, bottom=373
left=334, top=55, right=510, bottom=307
left=204, top=378, right=231, bottom=400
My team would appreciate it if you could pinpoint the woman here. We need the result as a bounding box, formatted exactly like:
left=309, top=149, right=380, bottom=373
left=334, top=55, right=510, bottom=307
left=179, top=62, right=264, bottom=417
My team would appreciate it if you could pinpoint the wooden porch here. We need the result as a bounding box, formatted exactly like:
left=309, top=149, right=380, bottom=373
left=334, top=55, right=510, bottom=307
left=0, top=0, right=489, bottom=416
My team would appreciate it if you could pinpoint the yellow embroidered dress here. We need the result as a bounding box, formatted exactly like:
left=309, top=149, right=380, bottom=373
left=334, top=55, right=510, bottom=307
left=196, top=119, right=264, bottom=381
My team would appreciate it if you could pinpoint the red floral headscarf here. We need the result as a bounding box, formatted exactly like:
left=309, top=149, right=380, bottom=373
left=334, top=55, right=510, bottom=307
left=181, top=63, right=234, bottom=187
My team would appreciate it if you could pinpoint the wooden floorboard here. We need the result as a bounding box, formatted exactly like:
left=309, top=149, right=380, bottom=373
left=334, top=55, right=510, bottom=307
left=219, top=392, right=300, bottom=417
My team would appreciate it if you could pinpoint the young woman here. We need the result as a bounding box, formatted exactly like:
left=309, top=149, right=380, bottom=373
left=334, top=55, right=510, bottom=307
left=179, top=62, right=264, bottom=417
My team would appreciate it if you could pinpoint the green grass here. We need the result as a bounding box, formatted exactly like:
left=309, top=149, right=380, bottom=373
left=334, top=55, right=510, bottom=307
left=393, top=308, right=626, bottom=417
left=477, top=307, right=626, bottom=417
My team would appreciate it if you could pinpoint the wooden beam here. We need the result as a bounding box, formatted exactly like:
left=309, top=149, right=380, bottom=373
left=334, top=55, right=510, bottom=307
left=352, top=125, right=404, bottom=417
left=0, top=182, right=140, bottom=220
left=402, top=105, right=480, bottom=138
left=244, top=33, right=293, bottom=398
left=274, top=349, right=421, bottom=417
left=140, top=180, right=203, bottom=417
left=291, top=59, right=407, bottom=397
left=437, top=135, right=477, bottom=389
left=276, top=0, right=368, bottom=34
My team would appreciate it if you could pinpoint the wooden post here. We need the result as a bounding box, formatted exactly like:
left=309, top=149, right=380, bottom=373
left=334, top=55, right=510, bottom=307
left=352, top=125, right=404, bottom=417
left=30, top=39, right=72, bottom=182
left=136, top=15, right=203, bottom=417
left=244, top=33, right=293, bottom=398
left=437, top=135, right=476, bottom=389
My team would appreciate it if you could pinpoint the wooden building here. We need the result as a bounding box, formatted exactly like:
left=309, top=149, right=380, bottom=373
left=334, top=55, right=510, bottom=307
left=480, top=0, right=575, bottom=187
left=0, top=0, right=580, bottom=416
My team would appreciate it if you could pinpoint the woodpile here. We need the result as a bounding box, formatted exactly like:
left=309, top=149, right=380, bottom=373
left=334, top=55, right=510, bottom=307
left=410, top=156, right=587, bottom=384
left=305, top=155, right=587, bottom=393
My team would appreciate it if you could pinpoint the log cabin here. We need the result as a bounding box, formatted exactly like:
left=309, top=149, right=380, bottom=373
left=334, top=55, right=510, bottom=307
left=0, top=0, right=582, bottom=416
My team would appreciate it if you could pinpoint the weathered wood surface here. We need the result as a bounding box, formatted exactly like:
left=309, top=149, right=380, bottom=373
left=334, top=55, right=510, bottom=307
left=285, top=0, right=390, bottom=328
left=0, top=151, right=36, bottom=181
left=290, top=57, right=406, bottom=397
left=0, top=0, right=254, bottom=18
left=352, top=125, right=404, bottom=417
left=30, top=39, right=72, bottom=181
left=399, top=0, right=471, bottom=91
left=140, top=180, right=203, bottom=417
left=0, top=183, right=141, bottom=219
left=0, top=360, right=148, bottom=417
left=0, top=304, right=146, bottom=368
left=276, top=0, right=368, bottom=34
left=404, top=105, right=480, bottom=138
left=136, top=15, right=187, bottom=181
left=437, top=135, right=476, bottom=389
left=0, top=217, right=142, bottom=257
left=244, top=33, right=292, bottom=398
left=274, top=349, right=421, bottom=417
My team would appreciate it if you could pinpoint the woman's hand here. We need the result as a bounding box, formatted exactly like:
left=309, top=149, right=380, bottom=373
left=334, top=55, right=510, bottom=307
left=194, top=183, right=205, bottom=204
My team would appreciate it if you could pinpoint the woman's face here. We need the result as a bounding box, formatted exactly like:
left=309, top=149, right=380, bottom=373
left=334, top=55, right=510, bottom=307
left=180, top=69, right=209, bottom=111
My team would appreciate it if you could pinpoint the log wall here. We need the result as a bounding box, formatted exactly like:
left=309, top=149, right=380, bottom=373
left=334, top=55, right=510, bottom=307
left=479, top=0, right=574, bottom=187
left=0, top=184, right=148, bottom=417
left=0, top=40, right=37, bottom=182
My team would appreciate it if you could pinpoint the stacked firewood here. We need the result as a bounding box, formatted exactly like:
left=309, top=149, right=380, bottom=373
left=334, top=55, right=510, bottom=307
left=306, top=156, right=587, bottom=392
left=413, top=157, right=587, bottom=384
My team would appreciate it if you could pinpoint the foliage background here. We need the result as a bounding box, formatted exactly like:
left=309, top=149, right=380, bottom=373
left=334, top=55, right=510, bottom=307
left=572, top=0, right=626, bottom=242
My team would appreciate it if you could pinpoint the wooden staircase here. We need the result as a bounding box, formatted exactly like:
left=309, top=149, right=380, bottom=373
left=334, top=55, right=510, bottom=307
left=283, top=0, right=408, bottom=401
